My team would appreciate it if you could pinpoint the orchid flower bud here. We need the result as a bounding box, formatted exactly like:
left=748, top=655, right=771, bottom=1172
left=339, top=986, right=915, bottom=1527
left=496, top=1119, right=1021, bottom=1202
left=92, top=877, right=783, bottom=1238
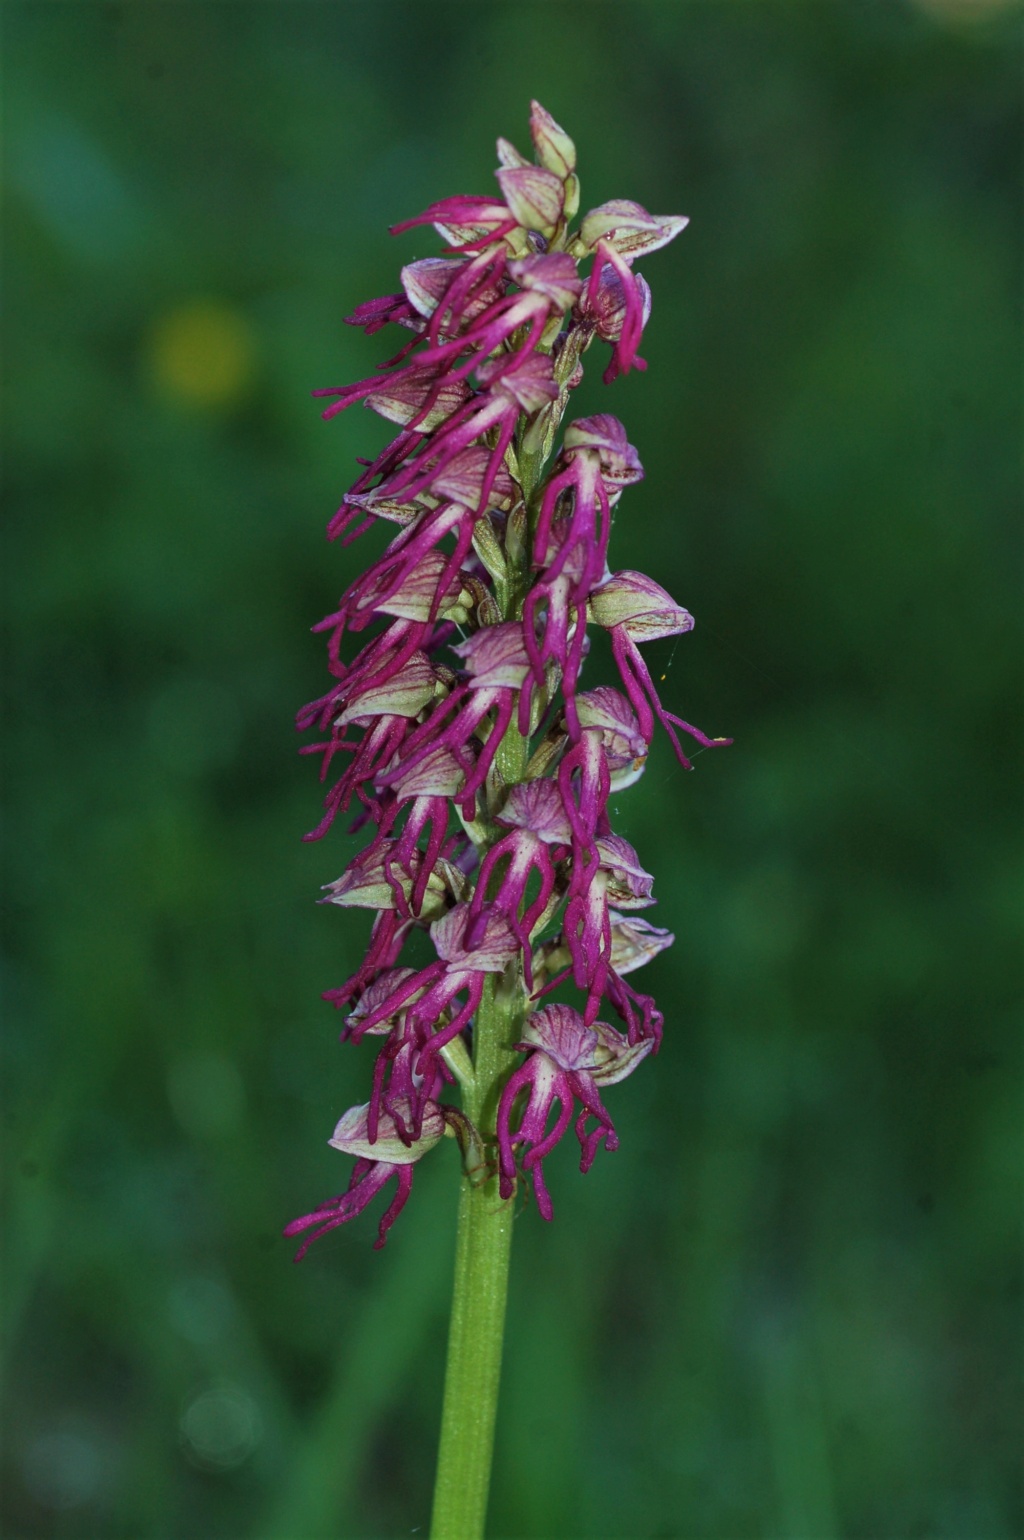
left=529, top=101, right=576, bottom=179
left=496, top=136, right=531, bottom=170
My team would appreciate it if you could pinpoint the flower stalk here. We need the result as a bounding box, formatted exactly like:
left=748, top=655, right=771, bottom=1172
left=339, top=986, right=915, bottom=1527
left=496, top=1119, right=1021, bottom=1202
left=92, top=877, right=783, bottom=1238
left=285, top=100, right=730, bottom=1538
left=430, top=975, right=521, bottom=1540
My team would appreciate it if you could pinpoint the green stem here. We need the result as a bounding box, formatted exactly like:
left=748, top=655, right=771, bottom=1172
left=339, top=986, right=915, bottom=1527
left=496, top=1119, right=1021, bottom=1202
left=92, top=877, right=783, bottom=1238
left=430, top=397, right=561, bottom=1540
left=428, top=974, right=524, bottom=1540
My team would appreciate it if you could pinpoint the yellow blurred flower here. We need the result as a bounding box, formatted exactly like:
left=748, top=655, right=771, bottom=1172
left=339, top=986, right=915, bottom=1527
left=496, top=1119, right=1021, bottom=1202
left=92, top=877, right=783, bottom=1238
left=148, top=299, right=257, bottom=408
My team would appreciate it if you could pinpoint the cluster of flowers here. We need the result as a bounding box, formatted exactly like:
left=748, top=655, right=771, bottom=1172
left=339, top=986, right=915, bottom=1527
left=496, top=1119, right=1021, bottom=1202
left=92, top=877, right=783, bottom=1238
left=286, top=103, right=727, bottom=1258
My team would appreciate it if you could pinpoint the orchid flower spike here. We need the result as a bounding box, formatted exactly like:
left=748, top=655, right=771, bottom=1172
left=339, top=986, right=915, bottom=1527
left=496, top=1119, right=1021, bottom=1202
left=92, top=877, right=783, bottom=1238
left=287, top=101, right=729, bottom=1256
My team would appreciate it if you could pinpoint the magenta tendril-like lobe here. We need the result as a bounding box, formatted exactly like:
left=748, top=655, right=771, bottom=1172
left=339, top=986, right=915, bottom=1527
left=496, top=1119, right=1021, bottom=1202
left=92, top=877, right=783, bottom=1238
left=286, top=102, right=729, bottom=1255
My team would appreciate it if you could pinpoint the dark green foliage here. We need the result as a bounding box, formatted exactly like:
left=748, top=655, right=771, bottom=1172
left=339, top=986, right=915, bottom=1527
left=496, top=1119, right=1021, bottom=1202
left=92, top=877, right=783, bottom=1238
left=2, top=4, right=1020, bottom=1536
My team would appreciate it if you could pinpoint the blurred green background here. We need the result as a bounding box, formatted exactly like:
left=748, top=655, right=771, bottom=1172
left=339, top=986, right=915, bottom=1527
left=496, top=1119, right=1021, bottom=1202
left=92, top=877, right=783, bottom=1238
left=3, top=3, right=1021, bottom=1537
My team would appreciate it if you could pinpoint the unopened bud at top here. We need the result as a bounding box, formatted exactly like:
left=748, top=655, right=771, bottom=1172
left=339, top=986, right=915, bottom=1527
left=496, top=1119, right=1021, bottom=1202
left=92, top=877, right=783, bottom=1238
left=529, top=101, right=576, bottom=179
